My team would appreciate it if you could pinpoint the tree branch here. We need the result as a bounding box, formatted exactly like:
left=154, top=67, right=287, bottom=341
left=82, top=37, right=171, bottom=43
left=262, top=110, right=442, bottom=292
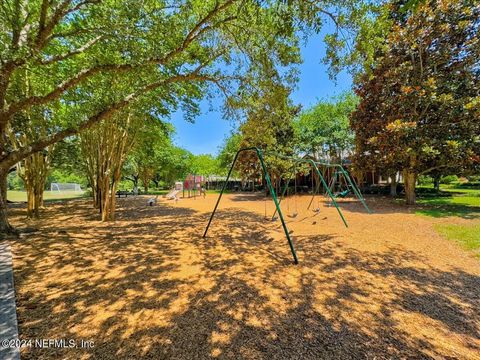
left=37, top=35, right=102, bottom=65
left=0, top=0, right=99, bottom=100
left=34, top=0, right=73, bottom=50
left=158, top=0, right=237, bottom=66
left=50, top=27, right=94, bottom=39
left=6, top=0, right=238, bottom=116
left=2, top=63, right=223, bottom=168
left=419, top=164, right=450, bottom=176
left=37, top=0, right=49, bottom=36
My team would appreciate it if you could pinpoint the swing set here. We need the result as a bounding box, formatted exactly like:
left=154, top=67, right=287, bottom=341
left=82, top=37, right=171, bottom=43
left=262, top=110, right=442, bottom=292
left=267, top=156, right=348, bottom=228
left=203, top=147, right=372, bottom=264
left=317, top=162, right=371, bottom=214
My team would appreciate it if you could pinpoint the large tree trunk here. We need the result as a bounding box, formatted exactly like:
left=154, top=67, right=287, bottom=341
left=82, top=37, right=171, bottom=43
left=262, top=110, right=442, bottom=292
left=0, top=167, right=13, bottom=233
left=390, top=173, right=397, bottom=196
left=433, top=174, right=440, bottom=191
left=19, top=151, right=49, bottom=218
left=80, top=112, right=134, bottom=221
left=403, top=170, right=417, bottom=205
left=0, top=120, right=14, bottom=233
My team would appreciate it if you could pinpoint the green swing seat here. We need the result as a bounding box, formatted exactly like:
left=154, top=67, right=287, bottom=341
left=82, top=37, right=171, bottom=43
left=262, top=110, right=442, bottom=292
left=334, top=189, right=350, bottom=198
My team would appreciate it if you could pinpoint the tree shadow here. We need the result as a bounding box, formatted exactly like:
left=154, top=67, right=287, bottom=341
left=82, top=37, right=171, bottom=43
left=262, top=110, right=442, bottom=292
left=414, top=205, right=480, bottom=219
left=8, top=197, right=480, bottom=359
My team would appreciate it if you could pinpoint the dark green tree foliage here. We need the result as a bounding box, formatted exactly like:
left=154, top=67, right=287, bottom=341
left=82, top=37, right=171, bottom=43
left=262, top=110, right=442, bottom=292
left=351, top=0, right=480, bottom=204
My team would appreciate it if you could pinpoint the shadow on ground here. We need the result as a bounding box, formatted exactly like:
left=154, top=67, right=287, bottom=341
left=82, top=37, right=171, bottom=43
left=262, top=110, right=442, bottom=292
left=8, top=197, right=480, bottom=359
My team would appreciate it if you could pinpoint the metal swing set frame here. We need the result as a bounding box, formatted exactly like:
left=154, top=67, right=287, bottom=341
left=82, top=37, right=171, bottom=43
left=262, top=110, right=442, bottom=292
left=202, top=147, right=371, bottom=264
left=315, top=162, right=371, bottom=214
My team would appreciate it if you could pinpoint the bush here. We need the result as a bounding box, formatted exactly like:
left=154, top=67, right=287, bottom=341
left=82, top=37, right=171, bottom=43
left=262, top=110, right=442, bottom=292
left=361, top=184, right=403, bottom=195
left=47, top=169, right=88, bottom=189
left=440, top=175, right=459, bottom=184
left=457, top=181, right=480, bottom=189
left=7, top=172, right=24, bottom=190
left=117, top=180, right=134, bottom=191
left=467, top=175, right=480, bottom=182
left=83, top=189, right=93, bottom=197
left=417, top=175, right=433, bottom=185
left=416, top=187, right=451, bottom=198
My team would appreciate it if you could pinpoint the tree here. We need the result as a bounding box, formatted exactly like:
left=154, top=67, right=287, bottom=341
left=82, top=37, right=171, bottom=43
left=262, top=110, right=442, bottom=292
left=161, top=147, right=194, bottom=185
left=80, top=111, right=136, bottom=221
left=126, top=116, right=173, bottom=193
left=351, top=0, right=480, bottom=204
left=15, top=148, right=51, bottom=218
left=189, top=154, right=219, bottom=176
left=9, top=128, right=53, bottom=218
left=122, top=157, right=140, bottom=189
left=233, top=82, right=300, bottom=187
left=294, top=92, right=357, bottom=162
left=0, top=0, right=374, bottom=231
left=217, top=132, right=242, bottom=175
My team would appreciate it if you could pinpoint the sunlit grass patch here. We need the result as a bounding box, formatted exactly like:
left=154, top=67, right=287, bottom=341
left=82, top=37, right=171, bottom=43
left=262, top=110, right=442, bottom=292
left=7, top=190, right=87, bottom=202
left=435, top=224, right=480, bottom=258
left=415, top=187, right=480, bottom=218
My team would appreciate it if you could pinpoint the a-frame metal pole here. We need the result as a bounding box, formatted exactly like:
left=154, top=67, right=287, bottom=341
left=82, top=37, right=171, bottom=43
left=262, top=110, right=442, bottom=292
left=306, top=159, right=348, bottom=228
left=316, top=162, right=373, bottom=214
left=203, top=147, right=298, bottom=264
left=270, top=158, right=349, bottom=228
left=203, top=150, right=240, bottom=239
left=337, top=165, right=371, bottom=214
left=256, top=149, right=298, bottom=264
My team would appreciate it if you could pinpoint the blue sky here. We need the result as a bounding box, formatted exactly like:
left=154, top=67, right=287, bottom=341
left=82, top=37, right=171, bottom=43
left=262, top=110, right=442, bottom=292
left=170, top=29, right=353, bottom=156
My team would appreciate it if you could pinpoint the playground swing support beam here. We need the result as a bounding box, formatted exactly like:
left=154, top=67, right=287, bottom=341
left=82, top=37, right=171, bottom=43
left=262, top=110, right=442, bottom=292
left=266, top=156, right=349, bottom=228
left=315, top=162, right=372, bottom=214
left=203, top=147, right=299, bottom=264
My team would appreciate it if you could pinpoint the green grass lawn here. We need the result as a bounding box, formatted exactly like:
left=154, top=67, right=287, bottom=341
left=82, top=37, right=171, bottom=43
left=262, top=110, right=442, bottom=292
left=435, top=223, right=480, bottom=259
left=414, top=183, right=480, bottom=258
left=7, top=190, right=87, bottom=202
left=8, top=189, right=224, bottom=202
left=415, top=185, right=480, bottom=219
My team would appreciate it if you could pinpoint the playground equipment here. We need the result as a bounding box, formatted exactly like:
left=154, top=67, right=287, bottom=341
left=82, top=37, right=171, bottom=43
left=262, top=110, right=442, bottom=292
left=204, top=147, right=299, bottom=264
left=203, top=148, right=374, bottom=265
left=165, top=182, right=182, bottom=200
left=147, top=195, right=158, bottom=206
left=266, top=155, right=348, bottom=228
left=183, top=174, right=205, bottom=198
left=317, top=162, right=371, bottom=214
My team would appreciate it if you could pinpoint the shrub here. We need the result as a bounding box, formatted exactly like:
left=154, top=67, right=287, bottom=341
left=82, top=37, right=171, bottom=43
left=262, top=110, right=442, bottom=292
left=7, top=173, right=24, bottom=190
left=467, top=175, right=480, bottom=182
left=440, top=175, right=459, bottom=184
left=417, top=175, right=433, bottom=185
left=47, top=169, right=88, bottom=189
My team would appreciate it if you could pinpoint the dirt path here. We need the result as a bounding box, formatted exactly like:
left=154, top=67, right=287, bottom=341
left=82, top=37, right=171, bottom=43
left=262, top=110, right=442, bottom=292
left=8, top=193, right=480, bottom=359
